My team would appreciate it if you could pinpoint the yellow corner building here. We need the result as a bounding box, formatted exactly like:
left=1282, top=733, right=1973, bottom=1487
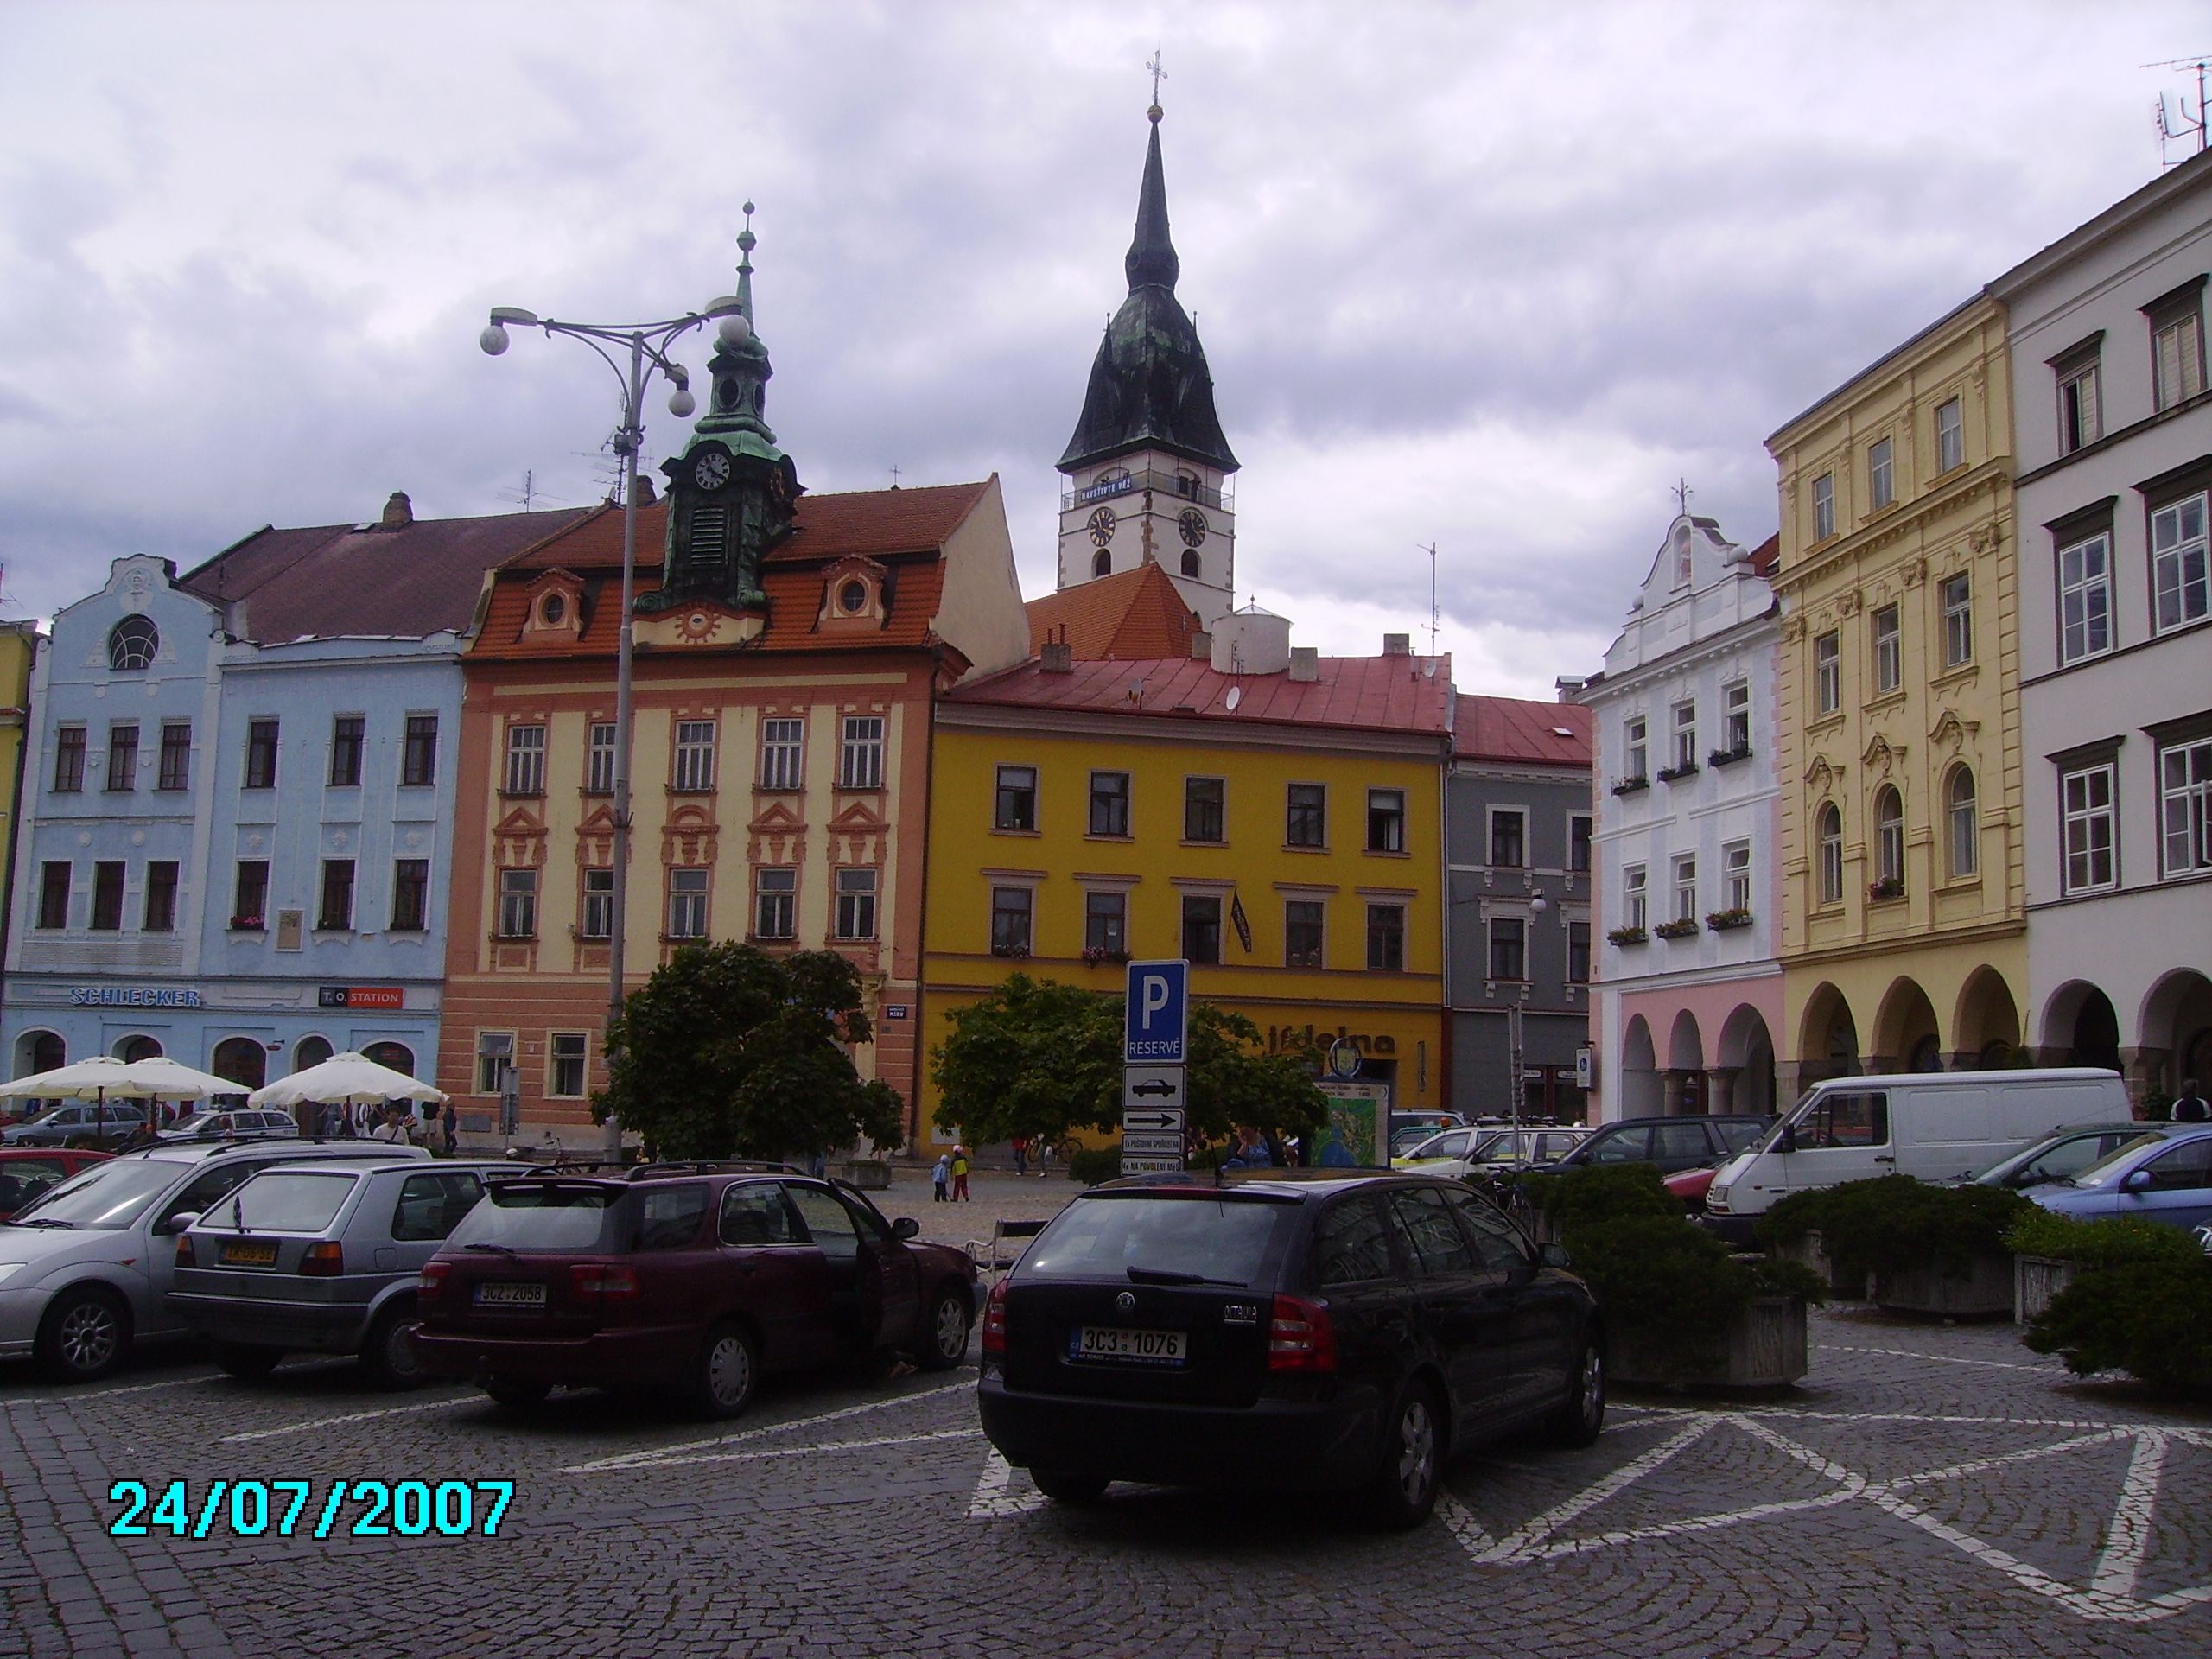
left=1766, top=294, right=2026, bottom=1092
left=0, top=620, right=36, bottom=944
left=918, top=620, right=1454, bottom=1147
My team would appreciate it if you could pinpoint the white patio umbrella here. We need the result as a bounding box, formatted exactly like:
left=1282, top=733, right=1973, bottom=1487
left=0, top=1054, right=236, bottom=1137
left=249, top=1052, right=449, bottom=1110
left=116, top=1057, right=244, bottom=1102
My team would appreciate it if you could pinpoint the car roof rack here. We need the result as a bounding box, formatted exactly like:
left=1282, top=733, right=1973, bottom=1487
left=624, top=1160, right=805, bottom=1181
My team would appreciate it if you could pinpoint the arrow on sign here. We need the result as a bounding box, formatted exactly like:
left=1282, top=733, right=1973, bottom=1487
left=1122, top=1109, right=1185, bottom=1132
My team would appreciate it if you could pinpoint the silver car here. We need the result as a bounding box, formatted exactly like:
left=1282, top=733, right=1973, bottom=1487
left=2, top=1102, right=151, bottom=1148
left=158, top=1109, right=299, bottom=1143
left=0, top=1139, right=429, bottom=1382
left=171, top=1158, right=526, bottom=1387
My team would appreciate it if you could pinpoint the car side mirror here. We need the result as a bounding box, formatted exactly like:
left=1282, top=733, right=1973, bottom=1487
left=1773, top=1125, right=1797, bottom=1154
left=892, top=1217, right=920, bottom=1240
left=2121, top=1169, right=2152, bottom=1193
left=154, top=1211, right=200, bottom=1236
left=1540, top=1243, right=1571, bottom=1269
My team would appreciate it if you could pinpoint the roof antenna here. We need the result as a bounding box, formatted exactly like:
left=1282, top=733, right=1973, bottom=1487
left=1419, top=542, right=1439, bottom=657
left=2147, top=54, right=2212, bottom=166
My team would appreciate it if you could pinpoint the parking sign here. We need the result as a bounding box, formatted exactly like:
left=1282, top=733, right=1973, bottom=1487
left=1123, top=959, right=1188, bottom=1065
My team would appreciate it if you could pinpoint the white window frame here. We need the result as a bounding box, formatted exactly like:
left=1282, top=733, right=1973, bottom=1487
left=759, top=718, right=804, bottom=790
left=1812, top=472, right=1834, bottom=541
left=2058, top=532, right=2113, bottom=664
left=1486, top=914, right=1526, bottom=982
left=755, top=867, right=798, bottom=938
left=1815, top=632, right=1841, bottom=715
left=667, top=867, right=709, bottom=938
left=580, top=867, right=613, bottom=939
left=503, top=724, right=546, bottom=797
left=1872, top=605, right=1901, bottom=694
left=474, top=1031, right=515, bottom=1096
left=1818, top=806, right=1844, bottom=905
left=1947, top=769, right=1980, bottom=880
left=496, top=868, right=537, bottom=938
left=1941, top=575, right=1974, bottom=667
left=549, top=1033, right=588, bottom=1098
left=672, top=720, right=718, bottom=792
left=2153, top=308, right=2204, bottom=412
left=1487, top=805, right=1527, bottom=869
left=1671, top=854, right=1696, bottom=923
left=1624, top=716, right=1647, bottom=780
left=834, top=867, right=878, bottom=940
left=2058, top=359, right=2101, bottom=454
left=1623, top=864, right=1647, bottom=931
left=2060, top=762, right=2117, bottom=895
left=2151, top=492, right=2210, bottom=635
left=1868, top=436, right=1893, bottom=511
left=1722, top=681, right=1750, bottom=755
left=1723, top=840, right=1751, bottom=912
left=1671, top=701, right=1696, bottom=772
left=840, top=715, right=885, bottom=790
left=587, top=721, right=617, bottom=794
left=2160, top=736, right=2212, bottom=878
left=1936, top=397, right=1964, bottom=474
left=1874, top=788, right=1904, bottom=883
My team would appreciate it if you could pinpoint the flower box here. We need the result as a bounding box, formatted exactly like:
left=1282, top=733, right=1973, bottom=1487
left=1610, top=1294, right=1808, bottom=1389
left=1867, top=876, right=1905, bottom=901
left=1656, top=761, right=1700, bottom=783
left=1079, top=946, right=1130, bottom=966
left=988, top=943, right=1032, bottom=960
left=1708, top=746, right=1753, bottom=768
left=1705, top=908, right=1753, bottom=931
left=2013, top=1255, right=2078, bottom=1325
left=1606, top=925, right=1649, bottom=946
left=1875, top=1252, right=2015, bottom=1319
left=1610, top=776, right=1649, bottom=797
left=1652, top=918, right=1700, bottom=940
left=228, top=917, right=264, bottom=931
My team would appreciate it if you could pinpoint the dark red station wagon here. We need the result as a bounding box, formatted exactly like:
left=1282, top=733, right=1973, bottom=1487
left=412, top=1164, right=979, bottom=1417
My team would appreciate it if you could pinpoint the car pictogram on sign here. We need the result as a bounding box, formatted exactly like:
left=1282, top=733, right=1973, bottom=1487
left=1128, top=1078, right=1179, bottom=1098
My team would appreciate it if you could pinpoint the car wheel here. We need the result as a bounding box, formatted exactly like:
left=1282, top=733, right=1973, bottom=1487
left=1544, top=1336, right=1606, bottom=1449
left=1029, top=1468, right=1109, bottom=1503
left=915, top=1284, right=971, bottom=1370
left=36, top=1287, right=131, bottom=1383
left=358, top=1304, right=428, bottom=1390
left=1366, top=1377, right=1444, bottom=1529
left=481, top=1376, right=551, bottom=1412
left=692, top=1321, right=758, bottom=1421
left=213, top=1342, right=285, bottom=1381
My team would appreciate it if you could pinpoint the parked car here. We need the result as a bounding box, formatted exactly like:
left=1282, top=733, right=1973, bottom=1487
left=0, top=1139, right=431, bottom=1381
left=159, top=1109, right=298, bottom=1143
left=1, top=1102, right=151, bottom=1149
left=1965, top=1122, right=2151, bottom=1191
left=169, top=1157, right=531, bottom=1385
left=1387, top=1113, right=1468, bottom=1159
left=411, top=1164, right=981, bottom=1417
left=976, top=1168, right=1605, bottom=1529
left=1528, top=1116, right=1772, bottom=1183
left=2024, top=1126, right=2212, bottom=1235
left=1662, top=1165, right=1719, bottom=1214
left=1704, top=1069, right=2129, bottom=1244
left=1395, top=1125, right=1588, bottom=1177
left=0, top=1149, right=111, bottom=1222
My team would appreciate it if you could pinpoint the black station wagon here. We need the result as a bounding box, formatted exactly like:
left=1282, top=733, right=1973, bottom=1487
left=977, top=1170, right=1605, bottom=1528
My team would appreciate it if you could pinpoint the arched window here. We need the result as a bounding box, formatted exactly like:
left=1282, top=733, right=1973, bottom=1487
left=1817, top=804, right=1844, bottom=904
left=109, top=615, right=159, bottom=671
left=1092, top=549, right=1111, bottom=579
left=1947, top=767, right=1979, bottom=878
left=1874, top=787, right=1904, bottom=885
left=363, top=1041, right=416, bottom=1077
left=1179, top=549, right=1201, bottom=578
left=23, top=1031, right=65, bottom=1074
left=294, top=1035, right=334, bottom=1072
left=211, top=1036, right=267, bottom=1092
left=117, top=1035, right=163, bottom=1063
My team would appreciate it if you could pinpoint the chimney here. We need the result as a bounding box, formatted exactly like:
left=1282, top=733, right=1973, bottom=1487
left=379, top=491, right=413, bottom=530
left=634, top=475, right=657, bottom=507
left=1189, top=630, right=1211, bottom=659
left=1288, top=645, right=1319, bottom=683
left=1555, top=675, right=1586, bottom=702
left=1382, top=632, right=1410, bottom=656
left=1040, top=639, right=1073, bottom=673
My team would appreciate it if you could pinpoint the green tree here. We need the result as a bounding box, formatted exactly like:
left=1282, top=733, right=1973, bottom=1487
left=595, top=942, right=905, bottom=1160
left=929, top=974, right=1327, bottom=1148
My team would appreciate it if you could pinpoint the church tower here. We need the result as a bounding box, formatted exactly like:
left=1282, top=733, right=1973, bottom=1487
left=1056, top=98, right=1239, bottom=624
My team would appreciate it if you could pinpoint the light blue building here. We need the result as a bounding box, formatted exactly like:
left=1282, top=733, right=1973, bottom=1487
left=3, top=497, right=584, bottom=1098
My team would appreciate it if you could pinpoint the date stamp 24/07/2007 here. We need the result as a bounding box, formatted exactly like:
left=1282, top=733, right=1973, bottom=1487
left=108, top=1479, right=515, bottom=1541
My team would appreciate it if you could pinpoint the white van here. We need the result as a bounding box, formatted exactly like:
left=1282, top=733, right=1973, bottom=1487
left=1701, top=1068, right=2131, bottom=1244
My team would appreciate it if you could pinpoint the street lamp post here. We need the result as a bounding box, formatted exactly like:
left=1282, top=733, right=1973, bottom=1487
left=480, top=296, right=745, bottom=1154
left=1507, top=893, right=1549, bottom=1144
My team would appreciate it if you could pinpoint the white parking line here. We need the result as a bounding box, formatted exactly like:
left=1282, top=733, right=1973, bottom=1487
left=582, top=1425, right=982, bottom=1474
left=220, top=1394, right=468, bottom=1443
left=1821, top=1343, right=2061, bottom=1374
left=59, top=1372, right=218, bottom=1400
left=561, top=1377, right=974, bottom=1474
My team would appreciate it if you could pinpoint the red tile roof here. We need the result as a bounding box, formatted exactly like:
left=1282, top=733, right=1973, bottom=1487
left=1749, top=532, right=1780, bottom=578
left=178, top=507, right=592, bottom=641
left=949, top=652, right=1454, bottom=737
left=1026, top=563, right=1203, bottom=660
left=1453, top=694, right=1592, bottom=766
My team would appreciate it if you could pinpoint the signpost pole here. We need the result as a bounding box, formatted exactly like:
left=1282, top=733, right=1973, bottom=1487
left=1122, top=960, right=1190, bottom=1175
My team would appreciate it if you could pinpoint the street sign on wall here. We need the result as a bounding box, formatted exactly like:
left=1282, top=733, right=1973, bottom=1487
left=1123, top=960, right=1189, bottom=1064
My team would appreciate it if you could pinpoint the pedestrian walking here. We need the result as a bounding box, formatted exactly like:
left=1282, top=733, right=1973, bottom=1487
left=950, top=1144, right=971, bottom=1202
left=1038, top=1137, right=1054, bottom=1180
left=2173, top=1078, right=2209, bottom=1123
left=1012, top=1135, right=1029, bottom=1176
left=931, top=1153, right=950, bottom=1203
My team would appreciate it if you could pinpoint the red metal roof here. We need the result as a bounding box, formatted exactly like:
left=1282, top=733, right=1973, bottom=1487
left=1025, top=563, right=1202, bottom=660
left=1453, top=694, right=1593, bottom=766
left=949, top=652, right=1454, bottom=737
left=1749, top=532, right=1780, bottom=577
left=178, top=507, right=591, bottom=641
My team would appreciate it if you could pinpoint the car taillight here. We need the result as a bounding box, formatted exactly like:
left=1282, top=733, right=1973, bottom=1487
left=174, top=1234, right=196, bottom=1268
left=419, top=1261, right=449, bottom=1300
left=1268, top=1294, right=1338, bottom=1373
left=299, top=1242, right=344, bottom=1277
left=569, top=1263, right=639, bottom=1302
left=980, top=1278, right=1009, bottom=1357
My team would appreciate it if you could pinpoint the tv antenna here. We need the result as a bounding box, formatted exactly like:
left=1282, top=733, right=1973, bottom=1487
left=1419, top=542, right=1440, bottom=657
left=2146, top=54, right=2212, bottom=167
left=496, top=469, right=563, bottom=512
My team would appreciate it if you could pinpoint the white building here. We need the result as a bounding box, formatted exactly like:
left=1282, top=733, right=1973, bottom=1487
left=1990, top=149, right=2212, bottom=1105
left=1576, top=514, right=1783, bottom=1121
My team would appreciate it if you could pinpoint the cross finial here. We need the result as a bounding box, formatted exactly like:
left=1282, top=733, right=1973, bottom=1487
left=1147, top=48, right=1167, bottom=115
left=1672, top=477, right=1693, bottom=513
left=889, top=464, right=902, bottom=489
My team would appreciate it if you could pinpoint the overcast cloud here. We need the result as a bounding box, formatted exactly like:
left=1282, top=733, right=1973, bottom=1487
left=1, top=0, right=2197, bottom=697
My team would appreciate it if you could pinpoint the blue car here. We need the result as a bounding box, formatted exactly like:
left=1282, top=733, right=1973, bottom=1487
left=2026, top=1125, right=2212, bottom=1234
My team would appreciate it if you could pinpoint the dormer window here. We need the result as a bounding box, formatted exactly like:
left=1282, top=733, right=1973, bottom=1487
left=817, top=556, right=888, bottom=632
left=838, top=580, right=868, bottom=614
left=109, top=615, right=158, bottom=671
left=541, top=594, right=566, bottom=626
left=521, top=575, right=585, bottom=641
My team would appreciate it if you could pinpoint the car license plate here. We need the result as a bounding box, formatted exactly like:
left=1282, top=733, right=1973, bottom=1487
left=473, top=1281, right=548, bottom=1308
left=1071, top=1325, right=1185, bottom=1366
left=220, top=1240, right=278, bottom=1267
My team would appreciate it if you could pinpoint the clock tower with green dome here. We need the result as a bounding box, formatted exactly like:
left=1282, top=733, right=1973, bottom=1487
left=645, top=203, right=802, bottom=614
left=1055, top=94, right=1240, bottom=624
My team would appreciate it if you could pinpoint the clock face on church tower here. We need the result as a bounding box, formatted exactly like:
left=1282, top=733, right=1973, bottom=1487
left=1178, top=508, right=1208, bottom=549
left=693, top=451, right=732, bottom=492
left=1087, top=505, right=1117, bottom=547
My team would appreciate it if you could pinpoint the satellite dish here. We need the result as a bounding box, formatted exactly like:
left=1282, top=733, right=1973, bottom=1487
left=1225, top=685, right=1243, bottom=712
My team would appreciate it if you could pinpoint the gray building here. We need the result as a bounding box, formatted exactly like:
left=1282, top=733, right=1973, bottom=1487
left=1445, top=692, right=1595, bottom=1122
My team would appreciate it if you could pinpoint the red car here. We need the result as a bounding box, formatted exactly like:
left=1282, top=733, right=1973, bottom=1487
left=1662, top=1165, right=1719, bottom=1213
left=0, top=1148, right=111, bottom=1221
left=412, top=1164, right=979, bottom=1417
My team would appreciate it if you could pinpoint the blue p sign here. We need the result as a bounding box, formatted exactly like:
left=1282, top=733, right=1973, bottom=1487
left=1124, top=959, right=1189, bottom=1064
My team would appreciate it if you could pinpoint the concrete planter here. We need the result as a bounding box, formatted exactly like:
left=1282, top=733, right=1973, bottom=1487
left=1775, top=1230, right=1868, bottom=1300
left=1875, top=1253, right=2013, bottom=1319
left=2013, top=1255, right=2079, bottom=1325
left=840, top=1159, right=893, bottom=1191
left=1610, top=1294, right=1808, bottom=1389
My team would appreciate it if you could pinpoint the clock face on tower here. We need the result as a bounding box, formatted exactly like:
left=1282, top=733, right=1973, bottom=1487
left=1178, top=508, right=1208, bottom=549
left=1087, top=505, right=1117, bottom=547
left=693, top=451, right=732, bottom=492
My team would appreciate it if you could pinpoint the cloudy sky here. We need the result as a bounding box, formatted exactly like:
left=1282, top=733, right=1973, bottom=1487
left=2, top=1, right=2199, bottom=697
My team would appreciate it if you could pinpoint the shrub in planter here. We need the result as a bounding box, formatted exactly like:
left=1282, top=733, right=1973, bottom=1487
left=2002, top=1209, right=2204, bottom=1270
left=1752, top=1175, right=2029, bottom=1285
left=2024, top=1258, right=2212, bottom=1395
left=1066, top=1146, right=1122, bottom=1185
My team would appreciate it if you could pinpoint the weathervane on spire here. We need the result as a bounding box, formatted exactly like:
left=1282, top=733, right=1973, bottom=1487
left=1672, top=477, right=1694, bottom=513
left=1147, top=48, right=1166, bottom=118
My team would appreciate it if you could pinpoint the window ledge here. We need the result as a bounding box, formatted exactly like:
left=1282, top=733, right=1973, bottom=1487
left=1084, top=832, right=1135, bottom=844
left=1179, top=838, right=1230, bottom=850
left=1929, top=661, right=1979, bottom=690
left=1807, top=712, right=1846, bottom=735
left=1864, top=689, right=1907, bottom=714
left=835, top=785, right=887, bottom=796
left=1281, top=842, right=1331, bottom=854
left=1936, top=874, right=1983, bottom=893
left=1362, top=848, right=1412, bottom=859
left=991, top=826, right=1042, bottom=837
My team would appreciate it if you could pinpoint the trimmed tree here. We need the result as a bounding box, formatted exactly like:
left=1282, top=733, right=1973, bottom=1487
left=595, top=942, right=904, bottom=1161
left=929, top=972, right=1327, bottom=1149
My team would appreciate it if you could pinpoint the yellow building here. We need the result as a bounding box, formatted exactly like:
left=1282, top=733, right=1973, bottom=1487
left=918, top=621, right=1454, bottom=1147
left=0, top=620, right=36, bottom=957
left=1766, top=295, right=2024, bottom=1093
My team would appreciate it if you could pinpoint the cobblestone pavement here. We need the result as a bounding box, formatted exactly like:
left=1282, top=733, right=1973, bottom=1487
left=0, top=1295, right=2206, bottom=1658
